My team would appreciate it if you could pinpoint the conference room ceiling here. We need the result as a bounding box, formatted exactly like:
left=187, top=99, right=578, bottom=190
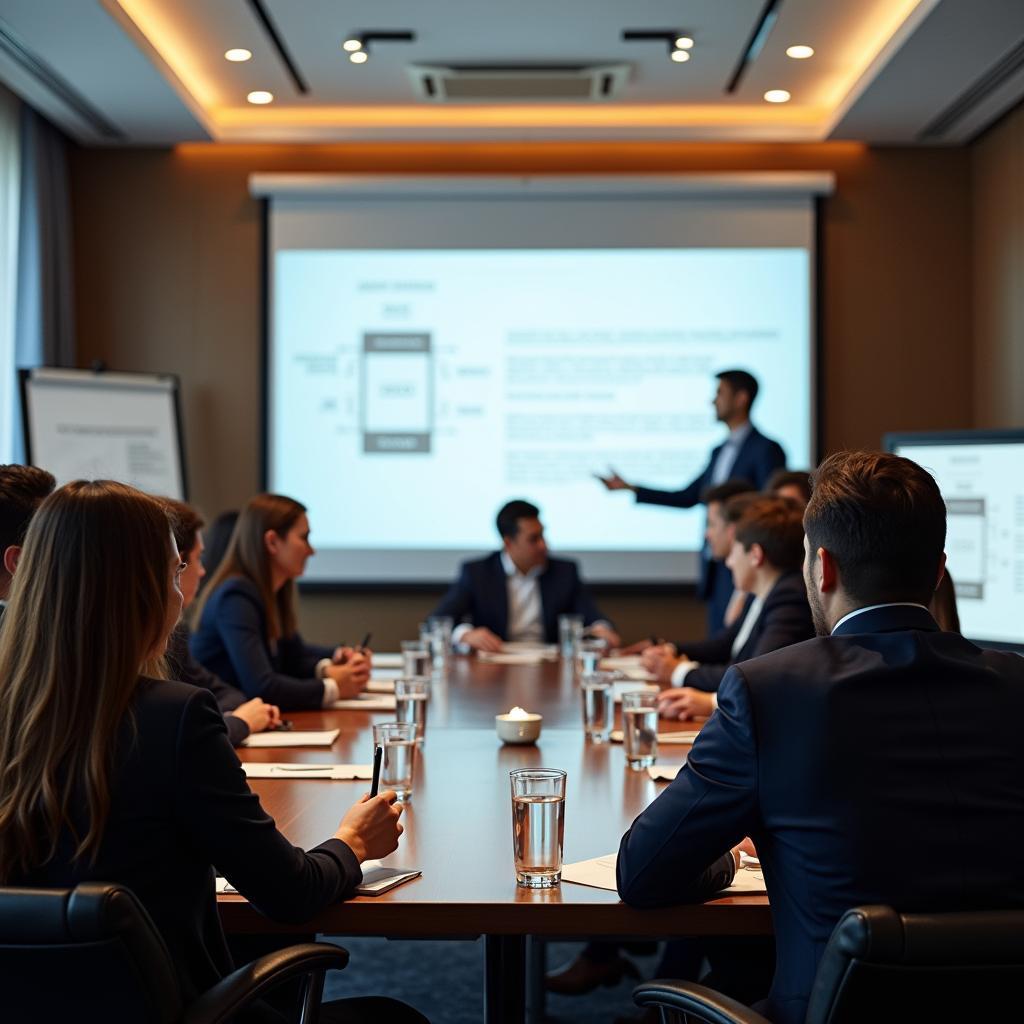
left=0, top=0, right=1022, bottom=146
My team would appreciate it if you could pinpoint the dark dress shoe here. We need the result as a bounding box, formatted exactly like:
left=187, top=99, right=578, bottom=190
left=545, top=953, right=640, bottom=995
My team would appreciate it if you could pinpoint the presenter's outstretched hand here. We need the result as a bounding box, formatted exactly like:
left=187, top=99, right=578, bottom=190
left=232, top=698, right=281, bottom=733
left=657, top=687, right=714, bottom=721
left=335, top=791, right=405, bottom=862
left=326, top=650, right=371, bottom=697
left=463, top=626, right=503, bottom=653
left=595, top=468, right=633, bottom=492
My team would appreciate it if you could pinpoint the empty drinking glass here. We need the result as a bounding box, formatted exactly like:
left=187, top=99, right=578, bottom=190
left=401, top=640, right=431, bottom=677
left=621, top=690, right=659, bottom=771
left=580, top=671, right=615, bottom=742
left=394, top=676, right=430, bottom=742
left=372, top=722, right=417, bottom=801
left=558, top=614, right=584, bottom=659
left=510, top=768, right=566, bottom=888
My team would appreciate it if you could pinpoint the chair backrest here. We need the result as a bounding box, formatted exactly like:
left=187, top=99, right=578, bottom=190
left=807, top=904, right=1024, bottom=1023
left=0, top=882, right=183, bottom=1024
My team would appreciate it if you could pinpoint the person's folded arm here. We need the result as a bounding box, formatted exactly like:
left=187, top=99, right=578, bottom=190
left=617, top=665, right=759, bottom=908
left=173, top=689, right=359, bottom=923
left=279, top=633, right=335, bottom=679
left=216, top=591, right=325, bottom=710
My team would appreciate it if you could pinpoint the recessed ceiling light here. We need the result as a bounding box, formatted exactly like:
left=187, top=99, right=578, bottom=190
left=342, top=38, right=363, bottom=52
left=247, top=90, right=274, bottom=104
left=670, top=49, right=691, bottom=63
left=786, top=44, right=814, bottom=59
left=764, top=89, right=791, bottom=103
left=349, top=50, right=369, bottom=64
left=224, top=48, right=252, bottom=62
left=674, top=36, right=694, bottom=50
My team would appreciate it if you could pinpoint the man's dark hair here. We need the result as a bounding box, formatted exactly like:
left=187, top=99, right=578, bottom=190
left=722, top=491, right=761, bottom=525
left=496, top=499, right=540, bottom=539
left=0, top=465, right=56, bottom=553
left=805, top=451, right=946, bottom=606
left=160, top=497, right=206, bottom=556
left=701, top=479, right=754, bottom=506
left=734, top=497, right=805, bottom=572
left=716, top=369, right=759, bottom=407
left=766, top=468, right=813, bottom=505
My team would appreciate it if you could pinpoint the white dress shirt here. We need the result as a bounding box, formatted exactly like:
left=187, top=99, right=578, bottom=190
left=710, top=422, right=753, bottom=485
left=500, top=550, right=546, bottom=644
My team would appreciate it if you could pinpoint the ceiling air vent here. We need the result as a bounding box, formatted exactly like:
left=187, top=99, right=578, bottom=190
left=407, top=64, right=631, bottom=102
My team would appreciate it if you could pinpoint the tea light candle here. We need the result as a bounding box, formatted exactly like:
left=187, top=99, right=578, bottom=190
left=496, top=706, right=543, bottom=744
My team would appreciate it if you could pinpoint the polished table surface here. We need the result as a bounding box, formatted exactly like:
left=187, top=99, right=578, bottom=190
left=220, top=655, right=770, bottom=938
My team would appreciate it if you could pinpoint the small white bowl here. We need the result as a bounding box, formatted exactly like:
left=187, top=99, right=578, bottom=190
left=496, top=712, right=543, bottom=745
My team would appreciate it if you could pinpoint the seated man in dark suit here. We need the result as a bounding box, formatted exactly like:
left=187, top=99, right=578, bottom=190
left=0, top=464, right=55, bottom=621
left=616, top=450, right=1024, bottom=1024
left=431, top=499, right=619, bottom=652
left=598, top=369, right=786, bottom=632
left=642, top=496, right=815, bottom=719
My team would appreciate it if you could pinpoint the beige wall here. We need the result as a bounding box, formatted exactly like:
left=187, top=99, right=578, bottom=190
left=972, top=103, right=1024, bottom=427
left=67, top=141, right=974, bottom=647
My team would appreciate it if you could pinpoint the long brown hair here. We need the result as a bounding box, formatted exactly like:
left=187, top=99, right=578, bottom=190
left=193, top=493, right=306, bottom=644
left=0, top=481, right=176, bottom=882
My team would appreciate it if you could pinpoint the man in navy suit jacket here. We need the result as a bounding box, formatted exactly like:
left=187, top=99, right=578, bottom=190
left=430, top=499, right=618, bottom=652
left=616, top=451, right=1024, bottom=1024
left=598, top=370, right=786, bottom=632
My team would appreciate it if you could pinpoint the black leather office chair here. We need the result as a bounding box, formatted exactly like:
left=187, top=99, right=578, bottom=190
left=632, top=904, right=1024, bottom=1023
left=0, top=882, right=349, bottom=1023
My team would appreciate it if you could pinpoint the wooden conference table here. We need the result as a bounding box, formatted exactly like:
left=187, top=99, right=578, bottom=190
left=219, top=656, right=771, bottom=1022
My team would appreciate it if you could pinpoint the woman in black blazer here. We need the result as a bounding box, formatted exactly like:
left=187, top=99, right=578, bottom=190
left=191, top=493, right=370, bottom=711
left=0, top=480, right=424, bottom=1023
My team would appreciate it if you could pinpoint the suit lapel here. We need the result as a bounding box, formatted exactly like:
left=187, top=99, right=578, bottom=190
left=489, top=552, right=510, bottom=637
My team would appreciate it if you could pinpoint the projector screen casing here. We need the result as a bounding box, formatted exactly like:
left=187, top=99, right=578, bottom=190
left=257, top=175, right=827, bottom=586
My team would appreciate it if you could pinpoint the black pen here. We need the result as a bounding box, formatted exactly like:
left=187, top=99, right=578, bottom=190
left=369, top=744, right=383, bottom=797
left=357, top=632, right=372, bottom=653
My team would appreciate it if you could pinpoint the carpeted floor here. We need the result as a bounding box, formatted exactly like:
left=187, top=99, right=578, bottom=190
left=322, top=937, right=662, bottom=1023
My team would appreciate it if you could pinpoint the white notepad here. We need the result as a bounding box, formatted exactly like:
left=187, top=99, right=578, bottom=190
left=356, top=860, right=422, bottom=896
left=612, top=681, right=659, bottom=703
left=241, top=762, right=372, bottom=780
left=330, top=695, right=397, bottom=711
left=242, top=729, right=339, bottom=748
left=373, top=653, right=403, bottom=668
left=561, top=853, right=766, bottom=895
left=366, top=678, right=396, bottom=694
left=371, top=668, right=404, bottom=681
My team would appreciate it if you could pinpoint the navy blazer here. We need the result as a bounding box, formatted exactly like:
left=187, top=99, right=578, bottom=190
left=17, top=680, right=360, bottom=1007
left=190, top=576, right=334, bottom=711
left=675, top=571, right=814, bottom=692
left=617, top=605, right=1024, bottom=1024
left=167, top=624, right=251, bottom=747
left=429, top=552, right=609, bottom=644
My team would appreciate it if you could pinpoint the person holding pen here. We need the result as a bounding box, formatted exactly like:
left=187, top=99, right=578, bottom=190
left=191, top=493, right=372, bottom=711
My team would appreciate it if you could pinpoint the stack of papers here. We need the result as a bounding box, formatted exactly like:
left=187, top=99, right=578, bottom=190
left=330, top=694, right=397, bottom=711
left=611, top=681, right=659, bottom=703
left=243, top=729, right=339, bottom=748
left=366, top=678, right=396, bottom=694
left=372, top=653, right=404, bottom=668
left=371, top=667, right=404, bottom=682
left=241, top=762, right=372, bottom=780
left=561, top=854, right=766, bottom=895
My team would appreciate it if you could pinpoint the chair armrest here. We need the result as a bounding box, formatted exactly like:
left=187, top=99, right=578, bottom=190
left=182, top=942, right=349, bottom=1024
left=633, top=979, right=773, bottom=1024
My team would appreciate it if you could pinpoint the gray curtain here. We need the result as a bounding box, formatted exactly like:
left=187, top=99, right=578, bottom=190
left=13, top=105, right=75, bottom=459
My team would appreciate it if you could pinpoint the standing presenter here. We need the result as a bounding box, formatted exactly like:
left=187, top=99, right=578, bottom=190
left=598, top=369, right=786, bottom=632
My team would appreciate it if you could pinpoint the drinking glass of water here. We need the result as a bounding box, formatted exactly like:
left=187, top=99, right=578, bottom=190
left=575, top=638, right=605, bottom=677
left=426, top=615, right=454, bottom=667
left=394, top=676, right=430, bottom=742
left=401, top=640, right=431, bottom=677
left=558, top=614, right=584, bottom=659
left=580, top=671, right=614, bottom=743
left=509, top=768, right=566, bottom=888
left=621, top=691, right=658, bottom=771
left=372, top=722, right=417, bottom=801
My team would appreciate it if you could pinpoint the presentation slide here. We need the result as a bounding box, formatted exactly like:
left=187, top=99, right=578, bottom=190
left=269, top=247, right=811, bottom=582
left=892, top=437, right=1024, bottom=649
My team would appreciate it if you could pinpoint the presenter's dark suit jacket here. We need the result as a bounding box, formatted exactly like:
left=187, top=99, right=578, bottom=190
left=634, top=425, right=786, bottom=632
left=617, top=605, right=1024, bottom=1024
left=190, top=576, right=334, bottom=711
left=17, top=679, right=360, bottom=1009
left=673, top=571, right=814, bottom=692
left=430, top=552, right=609, bottom=644
left=167, top=624, right=251, bottom=746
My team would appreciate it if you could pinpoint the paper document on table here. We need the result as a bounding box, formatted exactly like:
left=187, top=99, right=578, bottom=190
left=242, top=729, right=339, bottom=748
left=612, top=681, right=659, bottom=702
left=215, top=877, right=238, bottom=895
left=371, top=667, right=403, bottom=681
left=366, top=678, right=396, bottom=693
left=599, top=655, right=642, bottom=671
left=648, top=765, right=683, bottom=781
left=331, top=695, right=397, bottom=711
left=373, top=653, right=403, bottom=668
left=502, top=642, right=558, bottom=656
left=478, top=651, right=552, bottom=665
left=610, top=729, right=698, bottom=745
left=241, top=762, right=372, bottom=780
left=562, top=853, right=767, bottom=895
